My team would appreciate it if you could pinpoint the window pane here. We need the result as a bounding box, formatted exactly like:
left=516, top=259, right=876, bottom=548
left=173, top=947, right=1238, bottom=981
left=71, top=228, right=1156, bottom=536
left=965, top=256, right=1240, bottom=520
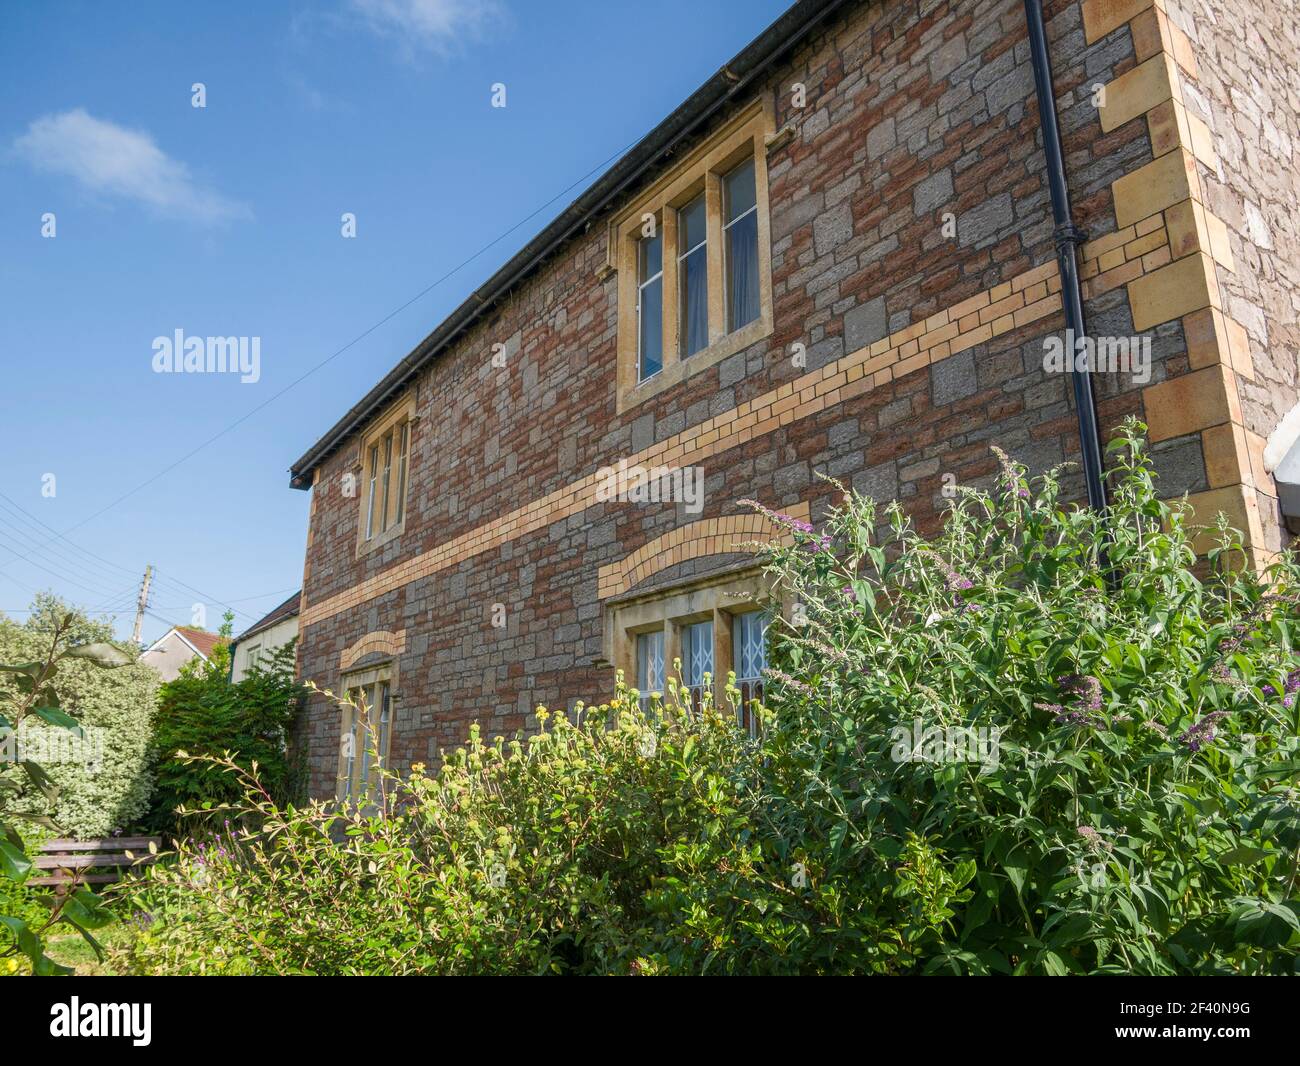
left=677, top=195, right=709, bottom=358
left=732, top=611, right=768, bottom=680
left=723, top=160, right=756, bottom=224
left=380, top=434, right=393, bottom=532
left=358, top=685, right=372, bottom=790
left=342, top=697, right=358, bottom=799
left=679, top=195, right=707, bottom=251
left=733, top=612, right=767, bottom=736
left=366, top=445, right=379, bottom=539
left=679, top=248, right=708, bottom=357
left=726, top=211, right=760, bottom=332
left=683, top=621, right=714, bottom=687
left=638, top=276, right=663, bottom=380
left=638, top=230, right=662, bottom=282
left=637, top=631, right=664, bottom=695
left=395, top=423, right=409, bottom=525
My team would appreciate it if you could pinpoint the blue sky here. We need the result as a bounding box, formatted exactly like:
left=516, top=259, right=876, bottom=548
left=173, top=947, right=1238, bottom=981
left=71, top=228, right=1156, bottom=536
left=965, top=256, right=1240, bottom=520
left=0, top=0, right=790, bottom=644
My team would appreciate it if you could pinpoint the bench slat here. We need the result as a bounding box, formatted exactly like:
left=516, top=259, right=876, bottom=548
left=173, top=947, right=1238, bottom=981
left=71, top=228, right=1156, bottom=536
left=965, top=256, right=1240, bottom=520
left=28, top=873, right=124, bottom=887
left=40, top=837, right=159, bottom=852
left=33, top=854, right=156, bottom=870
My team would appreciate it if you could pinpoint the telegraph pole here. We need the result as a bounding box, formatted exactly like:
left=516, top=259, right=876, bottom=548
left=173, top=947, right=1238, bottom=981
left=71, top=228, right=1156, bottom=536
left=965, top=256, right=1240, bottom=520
left=131, top=564, right=153, bottom=646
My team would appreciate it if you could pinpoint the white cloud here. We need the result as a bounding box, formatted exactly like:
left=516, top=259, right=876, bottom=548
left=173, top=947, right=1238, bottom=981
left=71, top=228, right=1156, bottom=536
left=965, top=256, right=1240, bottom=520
left=348, top=0, right=503, bottom=54
left=13, top=109, right=250, bottom=225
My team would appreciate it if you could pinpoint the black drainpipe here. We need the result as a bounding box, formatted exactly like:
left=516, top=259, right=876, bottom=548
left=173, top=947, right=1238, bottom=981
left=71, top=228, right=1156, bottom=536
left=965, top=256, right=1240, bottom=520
left=1023, top=0, right=1108, bottom=512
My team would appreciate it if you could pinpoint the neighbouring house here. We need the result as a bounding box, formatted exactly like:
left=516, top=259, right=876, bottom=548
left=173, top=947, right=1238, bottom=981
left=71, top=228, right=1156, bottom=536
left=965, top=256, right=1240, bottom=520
left=141, top=625, right=224, bottom=683
left=288, top=0, right=1300, bottom=801
left=228, top=592, right=301, bottom=682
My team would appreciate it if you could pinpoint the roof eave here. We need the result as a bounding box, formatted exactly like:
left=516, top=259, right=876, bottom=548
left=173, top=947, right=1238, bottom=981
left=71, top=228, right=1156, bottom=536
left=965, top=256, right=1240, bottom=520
left=287, top=0, right=848, bottom=490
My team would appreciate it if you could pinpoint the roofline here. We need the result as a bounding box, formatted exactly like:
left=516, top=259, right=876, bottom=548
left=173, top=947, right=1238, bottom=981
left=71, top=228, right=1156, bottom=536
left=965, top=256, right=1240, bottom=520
left=288, top=0, right=850, bottom=489
left=231, top=600, right=302, bottom=646
left=146, top=627, right=211, bottom=661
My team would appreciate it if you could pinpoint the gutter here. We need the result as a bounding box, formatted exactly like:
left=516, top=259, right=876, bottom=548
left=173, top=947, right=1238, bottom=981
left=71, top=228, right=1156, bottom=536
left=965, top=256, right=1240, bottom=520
left=1023, top=0, right=1108, bottom=511
left=288, top=0, right=850, bottom=490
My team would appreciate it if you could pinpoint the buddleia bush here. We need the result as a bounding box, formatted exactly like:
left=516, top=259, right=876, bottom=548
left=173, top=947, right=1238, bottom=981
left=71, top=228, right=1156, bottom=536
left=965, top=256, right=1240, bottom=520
left=736, top=417, right=1300, bottom=974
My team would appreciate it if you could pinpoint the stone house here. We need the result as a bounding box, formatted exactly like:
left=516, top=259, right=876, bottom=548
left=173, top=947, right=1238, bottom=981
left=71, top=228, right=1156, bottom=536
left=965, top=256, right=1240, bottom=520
left=287, top=0, right=1300, bottom=800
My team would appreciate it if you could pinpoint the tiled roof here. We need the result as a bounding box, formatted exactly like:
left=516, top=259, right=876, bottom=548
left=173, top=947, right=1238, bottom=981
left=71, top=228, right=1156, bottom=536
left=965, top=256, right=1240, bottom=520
left=174, top=627, right=224, bottom=660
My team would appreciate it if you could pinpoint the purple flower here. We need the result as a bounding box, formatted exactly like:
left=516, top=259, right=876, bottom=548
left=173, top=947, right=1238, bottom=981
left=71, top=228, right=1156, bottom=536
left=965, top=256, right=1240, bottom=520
left=802, top=532, right=833, bottom=554
left=1260, top=668, right=1300, bottom=704
left=1035, top=673, right=1104, bottom=729
left=1057, top=674, right=1102, bottom=712
left=842, top=585, right=856, bottom=603
left=739, top=498, right=812, bottom=533
left=935, top=556, right=973, bottom=591
left=1180, top=711, right=1229, bottom=753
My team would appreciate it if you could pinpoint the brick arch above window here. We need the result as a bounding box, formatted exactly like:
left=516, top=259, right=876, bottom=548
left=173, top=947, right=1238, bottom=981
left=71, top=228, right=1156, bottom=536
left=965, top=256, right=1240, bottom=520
left=597, top=503, right=811, bottom=601
left=339, top=628, right=407, bottom=671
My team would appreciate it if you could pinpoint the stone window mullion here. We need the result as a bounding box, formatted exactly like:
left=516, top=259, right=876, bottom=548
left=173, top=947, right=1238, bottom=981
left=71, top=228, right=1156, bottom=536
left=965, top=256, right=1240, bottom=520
left=712, top=605, right=732, bottom=712
left=661, top=209, right=681, bottom=375
left=704, top=171, right=726, bottom=348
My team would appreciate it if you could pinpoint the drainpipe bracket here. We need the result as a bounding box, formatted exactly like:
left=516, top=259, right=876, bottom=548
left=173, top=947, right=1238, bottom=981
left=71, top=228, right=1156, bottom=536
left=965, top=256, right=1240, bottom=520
left=1053, top=222, right=1088, bottom=250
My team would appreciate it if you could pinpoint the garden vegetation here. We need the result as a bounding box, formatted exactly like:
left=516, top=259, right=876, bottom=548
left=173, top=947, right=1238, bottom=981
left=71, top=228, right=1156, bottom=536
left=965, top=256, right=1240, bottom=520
left=21, top=423, right=1300, bottom=975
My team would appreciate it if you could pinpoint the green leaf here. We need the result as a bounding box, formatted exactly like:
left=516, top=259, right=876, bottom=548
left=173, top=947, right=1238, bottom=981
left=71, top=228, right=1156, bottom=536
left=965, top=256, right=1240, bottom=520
left=61, top=888, right=114, bottom=931
left=30, top=704, right=83, bottom=737
left=62, top=642, right=132, bottom=668
left=59, top=918, right=106, bottom=962
left=0, top=915, right=43, bottom=966
left=20, top=760, right=59, bottom=803
left=0, top=662, right=42, bottom=676
left=0, top=839, right=34, bottom=881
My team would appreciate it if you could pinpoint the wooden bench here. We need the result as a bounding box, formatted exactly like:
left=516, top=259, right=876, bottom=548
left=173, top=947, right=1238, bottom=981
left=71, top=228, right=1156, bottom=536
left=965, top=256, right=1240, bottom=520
left=29, top=837, right=161, bottom=888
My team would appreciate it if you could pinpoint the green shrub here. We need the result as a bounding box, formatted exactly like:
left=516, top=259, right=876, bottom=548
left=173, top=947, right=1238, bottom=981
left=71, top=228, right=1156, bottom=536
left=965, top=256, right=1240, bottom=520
left=0, top=596, right=158, bottom=838
left=737, top=418, right=1300, bottom=974
left=146, top=641, right=306, bottom=832
left=117, top=682, right=767, bottom=975
left=115, top=422, right=1300, bottom=974
left=1, top=606, right=126, bottom=974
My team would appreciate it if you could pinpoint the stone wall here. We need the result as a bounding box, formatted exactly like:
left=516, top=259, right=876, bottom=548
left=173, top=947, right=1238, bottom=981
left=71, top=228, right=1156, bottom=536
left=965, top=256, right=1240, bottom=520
left=294, top=0, right=1289, bottom=797
left=1171, top=0, right=1300, bottom=545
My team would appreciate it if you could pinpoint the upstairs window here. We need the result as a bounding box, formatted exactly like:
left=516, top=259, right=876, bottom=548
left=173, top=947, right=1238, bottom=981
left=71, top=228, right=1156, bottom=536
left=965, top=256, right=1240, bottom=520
left=637, top=227, right=664, bottom=382
left=677, top=194, right=709, bottom=358
left=724, top=160, right=760, bottom=332
left=611, top=101, right=775, bottom=412
left=356, top=396, right=415, bottom=556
